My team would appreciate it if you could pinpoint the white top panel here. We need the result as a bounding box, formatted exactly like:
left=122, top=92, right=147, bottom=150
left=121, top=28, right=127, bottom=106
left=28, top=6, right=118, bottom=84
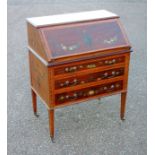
left=26, top=10, right=118, bottom=27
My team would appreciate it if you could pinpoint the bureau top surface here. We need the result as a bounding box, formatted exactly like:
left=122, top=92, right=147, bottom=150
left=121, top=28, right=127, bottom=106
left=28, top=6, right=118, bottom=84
left=27, top=10, right=131, bottom=63
left=27, top=10, right=118, bottom=27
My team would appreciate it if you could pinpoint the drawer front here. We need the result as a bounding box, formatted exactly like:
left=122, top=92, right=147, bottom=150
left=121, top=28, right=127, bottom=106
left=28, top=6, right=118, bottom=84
left=54, top=55, right=125, bottom=76
left=55, top=67, right=124, bottom=89
left=55, top=80, right=123, bottom=105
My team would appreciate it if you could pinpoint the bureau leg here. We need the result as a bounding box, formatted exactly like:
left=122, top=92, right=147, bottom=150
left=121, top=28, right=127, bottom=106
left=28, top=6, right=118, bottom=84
left=120, top=92, right=127, bottom=120
left=48, top=109, right=55, bottom=142
left=31, top=89, right=39, bottom=117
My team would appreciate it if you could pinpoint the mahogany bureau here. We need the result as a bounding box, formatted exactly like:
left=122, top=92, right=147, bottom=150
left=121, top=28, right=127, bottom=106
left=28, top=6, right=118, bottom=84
left=26, top=10, right=132, bottom=141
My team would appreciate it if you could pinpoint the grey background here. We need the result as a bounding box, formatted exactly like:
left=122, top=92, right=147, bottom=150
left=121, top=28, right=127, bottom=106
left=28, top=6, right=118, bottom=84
left=8, top=0, right=147, bottom=155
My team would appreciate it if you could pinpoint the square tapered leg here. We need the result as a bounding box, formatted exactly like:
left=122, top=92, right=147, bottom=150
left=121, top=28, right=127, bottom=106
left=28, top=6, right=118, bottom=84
left=120, top=92, right=127, bottom=120
left=48, top=109, right=55, bottom=142
left=31, top=89, right=39, bottom=117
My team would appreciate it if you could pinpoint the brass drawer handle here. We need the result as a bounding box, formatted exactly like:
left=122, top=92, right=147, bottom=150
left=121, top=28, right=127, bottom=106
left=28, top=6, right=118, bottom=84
left=104, top=59, right=116, bottom=65
left=65, top=95, right=70, bottom=99
left=72, top=79, right=78, bottom=85
left=65, top=66, right=77, bottom=72
left=70, top=66, right=77, bottom=72
left=87, top=90, right=95, bottom=96
left=103, top=72, right=108, bottom=77
left=65, top=67, right=69, bottom=72
left=103, top=86, right=108, bottom=90
left=87, top=64, right=96, bottom=69
left=70, top=79, right=78, bottom=86
left=111, top=71, right=116, bottom=75
left=73, top=93, right=78, bottom=98
left=60, top=83, right=64, bottom=87
left=59, top=79, right=78, bottom=88
left=110, top=84, right=115, bottom=89
left=112, top=59, right=116, bottom=63
left=115, top=83, right=120, bottom=88
left=65, top=80, right=70, bottom=86
left=58, top=96, right=65, bottom=101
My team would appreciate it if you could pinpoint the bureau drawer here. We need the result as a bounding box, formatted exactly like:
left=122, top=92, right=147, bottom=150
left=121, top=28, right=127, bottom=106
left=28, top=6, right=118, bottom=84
left=55, top=67, right=124, bottom=89
left=55, top=80, right=123, bottom=105
left=54, top=55, right=125, bottom=76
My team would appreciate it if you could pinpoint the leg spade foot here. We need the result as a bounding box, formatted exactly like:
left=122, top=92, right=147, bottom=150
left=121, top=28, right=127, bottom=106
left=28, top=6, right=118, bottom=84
left=98, top=98, right=102, bottom=104
left=121, top=117, right=125, bottom=121
left=51, top=136, right=55, bottom=143
left=34, top=112, right=39, bottom=117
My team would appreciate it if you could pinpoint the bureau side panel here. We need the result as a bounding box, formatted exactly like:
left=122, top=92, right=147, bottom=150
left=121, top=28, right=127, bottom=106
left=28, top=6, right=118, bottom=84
left=27, top=23, right=48, bottom=61
left=29, top=51, right=52, bottom=108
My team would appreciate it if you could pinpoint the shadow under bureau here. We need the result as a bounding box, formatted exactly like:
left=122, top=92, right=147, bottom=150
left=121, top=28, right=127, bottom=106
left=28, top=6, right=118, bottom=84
left=26, top=10, right=132, bottom=142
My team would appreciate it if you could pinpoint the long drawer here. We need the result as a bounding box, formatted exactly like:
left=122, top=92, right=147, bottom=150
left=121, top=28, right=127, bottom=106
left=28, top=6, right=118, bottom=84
left=55, top=67, right=124, bottom=90
left=53, top=54, right=125, bottom=77
left=55, top=80, right=123, bottom=105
